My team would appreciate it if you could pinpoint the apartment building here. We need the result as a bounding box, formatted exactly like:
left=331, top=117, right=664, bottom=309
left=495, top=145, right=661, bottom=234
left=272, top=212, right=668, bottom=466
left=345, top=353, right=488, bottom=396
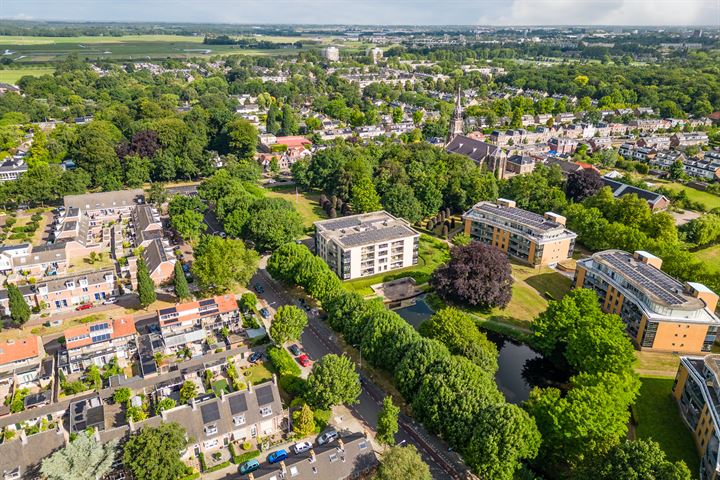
left=131, top=204, right=163, bottom=248
left=548, top=137, right=578, bottom=155
left=575, top=250, right=720, bottom=353
left=59, top=316, right=137, bottom=374
left=0, top=242, right=67, bottom=278
left=163, top=379, right=284, bottom=453
left=314, top=212, right=419, bottom=280
left=0, top=337, right=47, bottom=388
left=462, top=199, right=577, bottom=266
left=673, top=354, right=720, bottom=480
left=0, top=157, right=27, bottom=182
left=672, top=132, right=710, bottom=148
left=156, top=295, right=241, bottom=354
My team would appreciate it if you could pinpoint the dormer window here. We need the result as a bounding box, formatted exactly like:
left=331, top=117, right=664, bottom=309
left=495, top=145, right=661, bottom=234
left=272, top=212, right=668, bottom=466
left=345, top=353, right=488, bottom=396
left=78, top=278, right=88, bottom=287
left=233, top=414, right=245, bottom=426
left=260, top=406, right=272, bottom=417
left=204, top=424, right=217, bottom=436
left=65, top=281, right=75, bottom=289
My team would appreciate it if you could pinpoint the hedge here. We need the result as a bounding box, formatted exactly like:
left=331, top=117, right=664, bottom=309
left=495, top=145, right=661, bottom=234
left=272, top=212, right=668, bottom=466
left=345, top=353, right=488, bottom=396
left=177, top=473, right=200, bottom=480
left=267, top=346, right=301, bottom=377
left=204, top=461, right=231, bottom=473
left=231, top=447, right=260, bottom=464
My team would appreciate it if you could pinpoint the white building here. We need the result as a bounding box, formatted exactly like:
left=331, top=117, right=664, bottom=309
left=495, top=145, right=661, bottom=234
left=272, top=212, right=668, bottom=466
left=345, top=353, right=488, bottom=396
left=322, top=46, right=340, bottom=62
left=369, top=47, right=383, bottom=64
left=314, top=211, right=419, bottom=280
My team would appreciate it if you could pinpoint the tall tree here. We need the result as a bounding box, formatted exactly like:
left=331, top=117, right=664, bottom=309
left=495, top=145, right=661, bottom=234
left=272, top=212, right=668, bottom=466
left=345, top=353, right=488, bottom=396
left=351, top=176, right=382, bottom=213
left=122, top=423, right=188, bottom=480
left=305, top=354, right=361, bottom=410
left=376, top=396, right=400, bottom=446
left=173, top=261, right=190, bottom=300
left=136, top=257, right=157, bottom=308
left=270, top=305, right=308, bottom=344
left=225, top=118, right=257, bottom=160
left=373, top=445, right=432, bottom=480
left=191, top=235, right=259, bottom=294
left=41, top=433, right=117, bottom=480
left=588, top=439, right=692, bottom=480
left=292, top=403, right=316, bottom=438
left=7, top=283, right=30, bottom=326
left=245, top=198, right=304, bottom=251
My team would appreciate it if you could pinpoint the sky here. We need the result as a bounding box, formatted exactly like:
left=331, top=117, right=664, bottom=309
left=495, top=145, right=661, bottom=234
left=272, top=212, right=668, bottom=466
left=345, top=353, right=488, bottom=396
left=0, top=0, right=718, bottom=26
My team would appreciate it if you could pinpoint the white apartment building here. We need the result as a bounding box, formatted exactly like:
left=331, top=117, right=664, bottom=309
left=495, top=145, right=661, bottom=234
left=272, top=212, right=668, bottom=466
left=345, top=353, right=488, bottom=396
left=314, top=211, right=419, bottom=280
left=322, top=46, right=340, bottom=62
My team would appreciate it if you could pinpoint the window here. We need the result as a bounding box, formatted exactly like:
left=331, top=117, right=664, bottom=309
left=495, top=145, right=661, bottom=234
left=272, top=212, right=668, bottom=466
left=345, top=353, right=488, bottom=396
left=233, top=414, right=246, bottom=426
left=329, top=453, right=338, bottom=463
left=204, top=424, right=218, bottom=436
left=260, top=406, right=272, bottom=417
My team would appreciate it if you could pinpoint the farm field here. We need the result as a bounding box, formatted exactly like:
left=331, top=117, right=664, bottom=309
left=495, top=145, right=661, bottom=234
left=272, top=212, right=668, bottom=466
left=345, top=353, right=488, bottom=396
left=0, top=67, right=55, bottom=83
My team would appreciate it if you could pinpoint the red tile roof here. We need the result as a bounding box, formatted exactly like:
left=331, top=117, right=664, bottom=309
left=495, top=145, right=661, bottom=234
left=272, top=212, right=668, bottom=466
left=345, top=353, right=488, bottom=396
left=0, top=337, right=41, bottom=366
left=157, top=295, right=238, bottom=328
left=65, top=316, right=137, bottom=350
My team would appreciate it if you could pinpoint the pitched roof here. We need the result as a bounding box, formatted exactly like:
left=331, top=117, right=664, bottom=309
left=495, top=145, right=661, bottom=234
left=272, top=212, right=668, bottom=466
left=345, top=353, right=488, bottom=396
left=64, top=316, right=136, bottom=350
left=601, top=178, right=669, bottom=207
left=0, top=428, right=66, bottom=478
left=446, top=134, right=501, bottom=164
left=274, top=136, right=312, bottom=148
left=0, top=336, right=42, bottom=366
left=157, top=295, right=238, bottom=328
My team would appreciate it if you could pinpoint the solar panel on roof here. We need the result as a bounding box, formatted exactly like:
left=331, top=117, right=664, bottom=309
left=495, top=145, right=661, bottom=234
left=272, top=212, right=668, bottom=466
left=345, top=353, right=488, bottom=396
left=199, top=299, right=216, bottom=307
left=159, top=307, right=176, bottom=315
left=602, top=252, right=688, bottom=305
left=256, top=385, right=274, bottom=406
left=89, top=323, right=109, bottom=332
left=229, top=393, right=248, bottom=415
left=91, top=333, right=111, bottom=343
left=200, top=402, right=221, bottom=424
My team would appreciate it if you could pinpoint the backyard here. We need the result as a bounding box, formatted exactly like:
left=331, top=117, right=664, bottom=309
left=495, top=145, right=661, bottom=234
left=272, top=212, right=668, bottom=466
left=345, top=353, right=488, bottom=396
left=633, top=376, right=698, bottom=473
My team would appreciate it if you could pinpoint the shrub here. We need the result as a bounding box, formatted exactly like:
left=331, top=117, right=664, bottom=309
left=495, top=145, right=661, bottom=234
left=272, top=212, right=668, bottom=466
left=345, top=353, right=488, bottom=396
left=267, top=346, right=301, bottom=377
left=279, top=374, right=307, bottom=397
left=233, top=449, right=260, bottom=464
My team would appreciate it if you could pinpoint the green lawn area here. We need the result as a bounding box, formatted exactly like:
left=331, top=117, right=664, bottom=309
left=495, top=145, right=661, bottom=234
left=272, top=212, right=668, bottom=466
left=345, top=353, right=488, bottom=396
left=265, top=186, right=326, bottom=228
left=694, top=244, right=720, bottom=274
left=344, top=235, right=450, bottom=296
left=633, top=350, right=682, bottom=376
left=649, top=179, right=720, bottom=211
left=0, top=68, right=55, bottom=84
left=212, top=379, right=229, bottom=396
left=243, top=361, right=273, bottom=385
left=634, top=376, right=698, bottom=473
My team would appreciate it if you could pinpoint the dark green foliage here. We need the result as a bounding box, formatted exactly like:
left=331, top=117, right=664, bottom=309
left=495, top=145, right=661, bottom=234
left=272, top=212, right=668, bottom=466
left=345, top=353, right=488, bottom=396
left=122, top=423, right=188, bottom=480
left=7, top=283, right=30, bottom=325
left=173, top=261, right=190, bottom=300
left=136, top=257, right=157, bottom=308
left=267, top=346, right=302, bottom=377
left=305, top=354, right=361, bottom=410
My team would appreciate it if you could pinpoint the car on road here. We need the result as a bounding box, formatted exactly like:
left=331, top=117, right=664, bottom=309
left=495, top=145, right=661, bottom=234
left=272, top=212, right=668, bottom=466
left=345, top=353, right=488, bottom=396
left=317, top=429, right=339, bottom=445
left=248, top=351, right=264, bottom=363
left=267, top=449, right=288, bottom=464
left=297, top=354, right=311, bottom=368
left=238, top=459, right=260, bottom=475
left=292, top=441, right=312, bottom=454
left=288, top=344, right=302, bottom=356
left=75, top=303, right=93, bottom=311
left=254, top=283, right=265, bottom=294
left=259, top=308, right=270, bottom=319
left=102, top=297, right=117, bottom=305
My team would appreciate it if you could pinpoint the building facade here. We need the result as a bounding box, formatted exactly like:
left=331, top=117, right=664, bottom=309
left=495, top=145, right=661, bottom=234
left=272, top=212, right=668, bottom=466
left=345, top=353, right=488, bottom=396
left=462, top=199, right=577, bottom=266
left=314, top=212, right=419, bottom=281
left=59, top=316, right=137, bottom=374
left=575, top=250, right=720, bottom=353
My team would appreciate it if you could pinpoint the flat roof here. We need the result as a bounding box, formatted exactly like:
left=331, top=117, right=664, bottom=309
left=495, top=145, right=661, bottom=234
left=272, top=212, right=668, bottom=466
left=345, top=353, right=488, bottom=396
left=315, top=211, right=417, bottom=249
left=464, top=201, right=565, bottom=233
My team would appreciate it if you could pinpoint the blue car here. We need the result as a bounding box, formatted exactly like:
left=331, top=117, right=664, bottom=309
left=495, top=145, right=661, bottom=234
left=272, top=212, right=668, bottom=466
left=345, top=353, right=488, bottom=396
left=239, top=458, right=260, bottom=475
left=267, top=449, right=288, bottom=464
left=260, top=308, right=270, bottom=318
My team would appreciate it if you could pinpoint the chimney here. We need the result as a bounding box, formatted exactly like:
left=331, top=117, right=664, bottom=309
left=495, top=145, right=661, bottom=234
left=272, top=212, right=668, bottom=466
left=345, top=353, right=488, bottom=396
left=497, top=198, right=516, bottom=208
left=272, top=374, right=277, bottom=386
left=220, top=389, right=226, bottom=402
left=94, top=426, right=101, bottom=442
left=280, top=461, right=287, bottom=474
left=19, top=430, right=27, bottom=445
left=686, top=282, right=719, bottom=312
left=191, top=397, right=197, bottom=411
left=544, top=212, right=567, bottom=226
left=309, top=449, right=316, bottom=463
left=247, top=381, right=253, bottom=394
left=248, top=474, right=254, bottom=480
left=633, top=251, right=663, bottom=270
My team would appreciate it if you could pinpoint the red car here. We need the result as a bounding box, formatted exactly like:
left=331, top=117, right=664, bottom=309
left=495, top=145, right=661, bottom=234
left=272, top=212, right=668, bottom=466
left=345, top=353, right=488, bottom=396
left=297, top=354, right=311, bottom=367
left=75, top=303, right=93, bottom=311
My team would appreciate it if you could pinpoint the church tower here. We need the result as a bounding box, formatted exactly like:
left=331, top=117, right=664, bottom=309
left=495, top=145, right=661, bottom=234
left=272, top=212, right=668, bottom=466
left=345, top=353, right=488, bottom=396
left=448, top=86, right=464, bottom=142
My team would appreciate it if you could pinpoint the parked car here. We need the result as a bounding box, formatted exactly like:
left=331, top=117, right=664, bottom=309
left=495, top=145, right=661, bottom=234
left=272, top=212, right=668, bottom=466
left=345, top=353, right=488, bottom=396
left=259, top=308, right=270, bottom=319
left=102, top=297, right=117, bottom=305
left=75, top=303, right=93, bottom=311
left=254, top=283, right=265, bottom=294
left=239, top=459, right=260, bottom=475
left=248, top=351, right=264, bottom=364
left=267, top=449, right=288, bottom=464
left=297, top=354, right=311, bottom=368
left=288, top=344, right=302, bottom=356
left=292, top=441, right=312, bottom=454
left=317, top=429, right=339, bottom=445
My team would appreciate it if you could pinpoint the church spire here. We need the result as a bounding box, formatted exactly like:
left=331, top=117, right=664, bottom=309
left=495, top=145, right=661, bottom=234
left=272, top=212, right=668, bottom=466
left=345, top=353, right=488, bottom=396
left=448, top=86, right=464, bottom=142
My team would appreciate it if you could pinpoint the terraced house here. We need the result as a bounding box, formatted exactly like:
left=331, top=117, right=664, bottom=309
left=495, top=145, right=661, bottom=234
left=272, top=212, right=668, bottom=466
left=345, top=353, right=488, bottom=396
left=59, top=316, right=137, bottom=374
left=462, top=199, right=577, bottom=266
left=575, top=250, right=720, bottom=353
left=673, top=354, right=720, bottom=480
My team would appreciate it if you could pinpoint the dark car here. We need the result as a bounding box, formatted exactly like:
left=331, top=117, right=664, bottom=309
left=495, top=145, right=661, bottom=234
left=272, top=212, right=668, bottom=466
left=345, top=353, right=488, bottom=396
left=254, top=283, right=265, bottom=294
left=288, top=344, right=302, bottom=356
left=248, top=352, right=263, bottom=363
left=259, top=308, right=270, bottom=319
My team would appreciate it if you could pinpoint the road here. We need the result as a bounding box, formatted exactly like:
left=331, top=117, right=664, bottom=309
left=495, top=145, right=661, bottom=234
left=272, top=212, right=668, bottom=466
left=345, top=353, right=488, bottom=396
left=251, top=267, right=468, bottom=480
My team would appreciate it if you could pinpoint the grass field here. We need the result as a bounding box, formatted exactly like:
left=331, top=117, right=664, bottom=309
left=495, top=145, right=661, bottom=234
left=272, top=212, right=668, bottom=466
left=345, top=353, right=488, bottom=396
left=694, top=244, right=720, bottom=274
left=633, top=376, right=698, bottom=472
left=0, top=67, right=55, bottom=83
left=648, top=178, right=720, bottom=211
left=265, top=185, right=326, bottom=228
left=633, top=350, right=682, bottom=376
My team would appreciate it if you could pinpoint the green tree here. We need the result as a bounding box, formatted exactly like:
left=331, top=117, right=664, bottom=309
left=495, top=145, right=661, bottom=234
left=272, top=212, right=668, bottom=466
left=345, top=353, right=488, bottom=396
left=266, top=104, right=281, bottom=135
left=155, top=397, right=176, bottom=415
left=70, top=120, right=123, bottom=188
left=239, top=292, right=258, bottom=312
left=305, top=354, right=361, bottom=410
left=147, top=182, right=168, bottom=205
left=113, top=387, right=132, bottom=405
left=41, top=433, right=117, bottom=480
left=245, top=198, right=304, bottom=251
left=376, top=396, right=400, bottom=446
left=292, top=403, right=316, bottom=438
left=191, top=236, right=259, bottom=293
left=351, top=176, right=382, bottom=213
left=179, top=380, right=198, bottom=404
left=270, top=305, right=308, bottom=344
left=382, top=183, right=423, bottom=223
left=124, top=155, right=152, bottom=187
left=670, top=159, right=685, bottom=180
left=225, top=118, right=257, bottom=160
left=589, top=439, right=692, bottom=480
left=170, top=209, right=205, bottom=243
left=374, top=445, right=432, bottom=480
left=7, top=283, right=30, bottom=326
left=86, top=365, right=102, bottom=391
left=123, top=423, right=188, bottom=480
left=136, top=257, right=157, bottom=308
left=173, top=261, right=190, bottom=300
left=281, top=104, right=299, bottom=136
left=451, top=233, right=472, bottom=247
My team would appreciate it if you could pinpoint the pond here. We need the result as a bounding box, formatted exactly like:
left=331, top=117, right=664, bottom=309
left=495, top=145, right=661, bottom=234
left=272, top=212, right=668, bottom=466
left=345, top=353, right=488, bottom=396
left=394, top=296, right=560, bottom=404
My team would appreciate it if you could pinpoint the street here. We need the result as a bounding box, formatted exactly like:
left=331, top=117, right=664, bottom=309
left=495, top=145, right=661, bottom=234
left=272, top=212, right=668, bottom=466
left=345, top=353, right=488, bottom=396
left=252, top=267, right=468, bottom=479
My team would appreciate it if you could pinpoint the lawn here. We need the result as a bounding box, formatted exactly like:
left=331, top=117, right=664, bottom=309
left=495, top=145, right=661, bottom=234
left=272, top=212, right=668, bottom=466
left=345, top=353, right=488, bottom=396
left=243, top=361, right=273, bottom=385
left=648, top=179, right=720, bottom=211
left=694, top=244, right=720, bottom=274
left=633, top=376, right=698, bottom=473
left=344, top=235, right=451, bottom=296
left=633, top=350, right=682, bottom=376
left=0, top=67, right=55, bottom=84
left=212, top=379, right=230, bottom=396
left=265, top=186, right=326, bottom=228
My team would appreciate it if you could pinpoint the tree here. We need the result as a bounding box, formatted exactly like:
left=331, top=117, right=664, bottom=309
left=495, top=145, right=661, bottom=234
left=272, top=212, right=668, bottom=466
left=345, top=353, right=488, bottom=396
left=373, top=445, right=432, bottom=480
left=70, top=120, right=123, bottom=188
left=589, top=439, right=692, bottom=480
left=86, top=365, right=102, bottom=391
left=170, top=209, right=205, bottom=242
left=351, top=176, right=382, bottom=213
left=382, top=184, right=423, bottom=223
left=173, top=261, right=190, bottom=300
left=113, top=387, right=132, bottom=405
left=280, top=104, right=299, bottom=136
left=123, top=423, right=188, bottom=480
left=41, top=433, right=117, bottom=480
left=270, top=305, right=308, bottom=344
left=155, top=397, right=177, bottom=414
left=670, top=159, right=685, bottom=180
left=419, top=307, right=498, bottom=373
left=245, top=198, right=304, bottom=251
left=124, top=155, right=152, bottom=187
left=292, top=403, right=316, bottom=438
left=7, top=283, right=30, bottom=325
left=566, top=169, right=604, bottom=202
left=179, top=380, right=198, bottom=404
left=147, top=182, right=167, bottom=205
left=225, top=118, right=257, bottom=160
left=239, top=292, right=258, bottom=312
left=451, top=232, right=472, bottom=246
left=136, top=257, right=157, bottom=308
left=376, top=396, right=400, bottom=446
left=305, top=354, right=361, bottom=409
left=191, top=235, right=259, bottom=293
left=430, top=243, right=513, bottom=309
